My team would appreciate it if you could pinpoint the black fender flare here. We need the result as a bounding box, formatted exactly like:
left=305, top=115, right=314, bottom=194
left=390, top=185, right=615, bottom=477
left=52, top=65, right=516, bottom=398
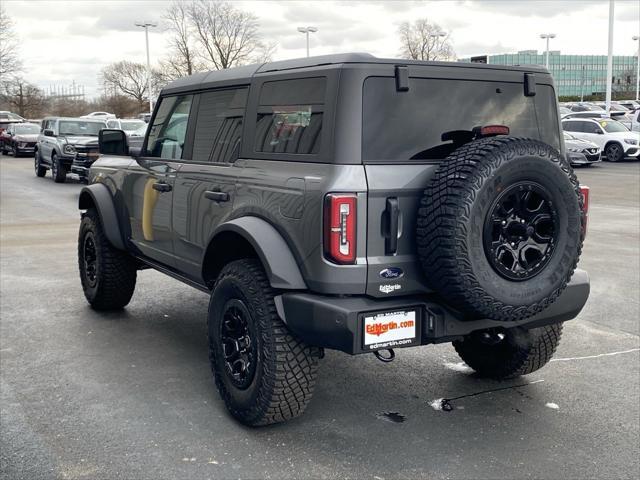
left=78, top=183, right=125, bottom=250
left=211, top=217, right=307, bottom=290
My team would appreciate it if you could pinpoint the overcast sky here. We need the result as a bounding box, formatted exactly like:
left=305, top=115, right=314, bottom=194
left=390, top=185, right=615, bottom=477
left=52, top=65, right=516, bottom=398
left=5, top=0, right=640, bottom=98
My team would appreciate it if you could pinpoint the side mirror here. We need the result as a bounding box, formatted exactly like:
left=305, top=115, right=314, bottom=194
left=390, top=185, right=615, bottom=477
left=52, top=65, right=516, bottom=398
left=99, top=129, right=128, bottom=156
left=596, top=130, right=604, bottom=135
left=43, top=129, right=54, bottom=137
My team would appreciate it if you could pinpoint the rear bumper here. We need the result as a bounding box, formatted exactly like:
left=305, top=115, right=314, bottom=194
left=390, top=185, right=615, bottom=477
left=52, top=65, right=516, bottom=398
left=276, top=269, right=590, bottom=355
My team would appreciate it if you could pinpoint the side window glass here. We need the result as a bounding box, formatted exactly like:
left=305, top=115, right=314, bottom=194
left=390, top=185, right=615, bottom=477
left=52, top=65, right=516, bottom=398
left=107, top=120, right=117, bottom=128
left=146, top=95, right=193, bottom=159
left=254, top=77, right=325, bottom=155
left=191, top=88, right=247, bottom=163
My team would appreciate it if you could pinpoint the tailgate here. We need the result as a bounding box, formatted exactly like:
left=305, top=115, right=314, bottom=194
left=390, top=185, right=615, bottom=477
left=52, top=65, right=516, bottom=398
left=365, top=164, right=438, bottom=297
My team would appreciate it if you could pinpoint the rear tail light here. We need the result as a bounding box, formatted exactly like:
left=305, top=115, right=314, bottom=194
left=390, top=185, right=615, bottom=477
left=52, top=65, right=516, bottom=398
left=479, top=125, right=510, bottom=136
left=324, top=193, right=357, bottom=264
left=580, top=185, right=589, bottom=238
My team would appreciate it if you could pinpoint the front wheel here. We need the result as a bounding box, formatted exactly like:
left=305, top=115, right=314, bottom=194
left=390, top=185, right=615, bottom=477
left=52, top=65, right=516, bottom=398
left=208, top=259, right=321, bottom=426
left=453, top=323, right=563, bottom=379
left=605, top=143, right=623, bottom=162
left=51, top=152, right=67, bottom=183
left=78, top=209, right=137, bottom=310
left=35, top=151, right=46, bottom=177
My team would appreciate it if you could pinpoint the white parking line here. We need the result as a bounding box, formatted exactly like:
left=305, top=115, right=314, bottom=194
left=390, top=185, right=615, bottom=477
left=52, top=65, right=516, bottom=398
left=550, top=348, right=640, bottom=362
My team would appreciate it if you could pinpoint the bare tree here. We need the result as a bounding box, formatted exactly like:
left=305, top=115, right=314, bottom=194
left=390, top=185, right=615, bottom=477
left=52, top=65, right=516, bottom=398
left=187, top=0, right=268, bottom=70
left=398, top=19, right=455, bottom=62
left=160, top=1, right=200, bottom=80
left=0, top=6, right=22, bottom=77
left=0, top=77, right=46, bottom=117
left=101, top=61, right=163, bottom=107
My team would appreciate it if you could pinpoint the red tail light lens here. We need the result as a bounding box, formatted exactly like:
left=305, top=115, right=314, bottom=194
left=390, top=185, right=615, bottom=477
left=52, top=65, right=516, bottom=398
left=324, top=194, right=357, bottom=264
left=580, top=185, right=589, bottom=238
left=480, top=125, right=510, bottom=136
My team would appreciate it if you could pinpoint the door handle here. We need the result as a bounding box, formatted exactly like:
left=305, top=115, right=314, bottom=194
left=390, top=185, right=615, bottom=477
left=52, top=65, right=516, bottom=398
left=204, top=190, right=230, bottom=202
left=383, top=197, right=400, bottom=255
left=152, top=182, right=172, bottom=193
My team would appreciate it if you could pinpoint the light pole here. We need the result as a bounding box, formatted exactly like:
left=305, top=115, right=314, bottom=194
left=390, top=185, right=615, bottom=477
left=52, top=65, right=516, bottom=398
left=429, top=31, right=447, bottom=60
left=605, top=0, right=614, bottom=113
left=633, top=35, right=639, bottom=101
left=297, top=26, right=318, bottom=57
left=135, top=20, right=157, bottom=114
left=539, top=33, right=556, bottom=70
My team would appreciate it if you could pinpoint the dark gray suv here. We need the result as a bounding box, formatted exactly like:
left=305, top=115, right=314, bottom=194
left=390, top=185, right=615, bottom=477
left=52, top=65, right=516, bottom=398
left=77, top=54, right=590, bottom=426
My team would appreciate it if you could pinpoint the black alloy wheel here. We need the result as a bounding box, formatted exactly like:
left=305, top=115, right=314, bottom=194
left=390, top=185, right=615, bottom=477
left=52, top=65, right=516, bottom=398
left=82, top=232, right=98, bottom=289
left=220, top=299, right=257, bottom=389
left=483, top=182, right=559, bottom=281
left=605, top=143, right=623, bottom=162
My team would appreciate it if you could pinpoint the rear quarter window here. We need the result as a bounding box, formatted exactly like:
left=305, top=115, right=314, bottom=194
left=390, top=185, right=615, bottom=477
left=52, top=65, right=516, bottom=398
left=254, top=77, right=326, bottom=155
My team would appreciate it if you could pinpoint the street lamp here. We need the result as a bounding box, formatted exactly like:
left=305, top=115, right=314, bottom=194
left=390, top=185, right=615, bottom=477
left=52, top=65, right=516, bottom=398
left=135, top=20, right=157, bottom=114
left=633, top=35, right=640, bottom=101
left=539, top=33, right=556, bottom=70
left=297, top=26, right=318, bottom=57
left=428, top=32, right=447, bottom=60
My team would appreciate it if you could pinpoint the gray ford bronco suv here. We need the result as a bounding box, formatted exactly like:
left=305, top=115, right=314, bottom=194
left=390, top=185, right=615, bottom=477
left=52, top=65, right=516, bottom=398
left=77, top=54, right=590, bottom=426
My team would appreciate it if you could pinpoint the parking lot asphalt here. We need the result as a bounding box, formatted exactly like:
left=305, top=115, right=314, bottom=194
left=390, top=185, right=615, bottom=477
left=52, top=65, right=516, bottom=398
left=1, top=154, right=639, bottom=480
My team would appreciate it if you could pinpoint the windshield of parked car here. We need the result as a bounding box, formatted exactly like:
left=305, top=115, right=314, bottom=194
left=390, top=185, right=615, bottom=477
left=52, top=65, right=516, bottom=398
left=58, top=121, right=106, bottom=136
left=14, top=124, right=40, bottom=134
left=599, top=120, right=629, bottom=133
left=363, top=77, right=560, bottom=162
left=120, top=120, right=145, bottom=132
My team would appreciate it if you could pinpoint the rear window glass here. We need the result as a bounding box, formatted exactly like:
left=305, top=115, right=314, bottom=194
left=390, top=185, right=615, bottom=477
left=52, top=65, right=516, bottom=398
left=362, top=77, right=561, bottom=162
left=254, top=77, right=325, bottom=155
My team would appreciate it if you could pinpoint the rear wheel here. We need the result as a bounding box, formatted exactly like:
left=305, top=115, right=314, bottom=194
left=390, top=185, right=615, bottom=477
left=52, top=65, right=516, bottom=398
left=453, top=324, right=563, bottom=379
left=605, top=143, right=623, bottom=162
left=78, top=209, right=137, bottom=310
left=51, top=152, right=66, bottom=183
left=34, top=151, right=46, bottom=177
left=208, top=259, right=321, bottom=426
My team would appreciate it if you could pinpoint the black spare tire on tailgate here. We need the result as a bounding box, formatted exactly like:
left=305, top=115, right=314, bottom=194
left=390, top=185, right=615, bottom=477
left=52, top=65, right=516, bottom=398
left=416, top=137, right=584, bottom=322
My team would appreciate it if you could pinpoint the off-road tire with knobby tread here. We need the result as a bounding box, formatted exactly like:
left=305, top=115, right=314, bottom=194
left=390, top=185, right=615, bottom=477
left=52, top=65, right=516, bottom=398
left=416, top=137, right=584, bottom=322
left=51, top=152, right=67, bottom=183
left=208, top=259, right=321, bottom=426
left=78, top=208, right=137, bottom=310
left=453, top=323, right=563, bottom=379
left=34, top=151, right=46, bottom=177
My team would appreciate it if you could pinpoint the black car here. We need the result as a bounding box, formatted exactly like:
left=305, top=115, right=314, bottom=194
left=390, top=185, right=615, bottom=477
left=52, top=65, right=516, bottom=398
left=76, top=53, right=590, bottom=426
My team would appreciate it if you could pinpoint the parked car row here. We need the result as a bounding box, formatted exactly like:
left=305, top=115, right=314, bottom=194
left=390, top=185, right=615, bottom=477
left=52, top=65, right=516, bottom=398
left=559, top=100, right=640, bottom=165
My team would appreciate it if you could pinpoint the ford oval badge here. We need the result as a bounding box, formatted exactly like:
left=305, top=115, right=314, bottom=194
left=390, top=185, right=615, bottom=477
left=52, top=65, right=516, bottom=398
left=379, top=267, right=404, bottom=279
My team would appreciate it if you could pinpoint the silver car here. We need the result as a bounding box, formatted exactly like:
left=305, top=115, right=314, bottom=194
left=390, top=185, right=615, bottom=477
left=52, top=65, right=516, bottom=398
left=35, top=117, right=107, bottom=183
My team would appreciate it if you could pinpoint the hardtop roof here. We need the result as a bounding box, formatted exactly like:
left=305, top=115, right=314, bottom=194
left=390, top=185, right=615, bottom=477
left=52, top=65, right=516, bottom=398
left=161, top=53, right=550, bottom=95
